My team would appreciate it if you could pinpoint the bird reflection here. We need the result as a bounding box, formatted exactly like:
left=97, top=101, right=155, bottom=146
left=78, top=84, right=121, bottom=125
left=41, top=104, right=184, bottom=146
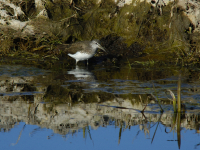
left=67, top=65, right=98, bottom=88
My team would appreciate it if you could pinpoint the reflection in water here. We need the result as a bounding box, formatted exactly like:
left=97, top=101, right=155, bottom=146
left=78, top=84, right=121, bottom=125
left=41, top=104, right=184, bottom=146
left=68, top=66, right=93, bottom=79
left=67, top=65, right=98, bottom=88
left=177, top=112, right=181, bottom=149
left=0, top=93, right=199, bottom=149
left=0, top=65, right=200, bottom=149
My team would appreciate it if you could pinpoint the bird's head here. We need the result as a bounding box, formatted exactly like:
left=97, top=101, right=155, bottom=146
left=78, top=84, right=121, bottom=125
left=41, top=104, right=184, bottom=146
left=91, top=40, right=106, bottom=52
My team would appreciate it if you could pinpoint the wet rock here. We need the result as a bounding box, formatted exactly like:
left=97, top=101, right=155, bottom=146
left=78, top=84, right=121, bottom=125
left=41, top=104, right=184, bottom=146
left=100, top=34, right=145, bottom=65
left=127, top=42, right=145, bottom=57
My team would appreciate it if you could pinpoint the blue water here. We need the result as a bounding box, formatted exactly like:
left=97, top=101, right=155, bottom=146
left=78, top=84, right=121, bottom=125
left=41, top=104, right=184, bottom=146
left=0, top=122, right=199, bottom=150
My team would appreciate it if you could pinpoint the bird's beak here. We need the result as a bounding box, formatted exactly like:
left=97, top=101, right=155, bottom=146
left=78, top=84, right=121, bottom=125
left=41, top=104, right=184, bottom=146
left=98, top=45, right=106, bottom=53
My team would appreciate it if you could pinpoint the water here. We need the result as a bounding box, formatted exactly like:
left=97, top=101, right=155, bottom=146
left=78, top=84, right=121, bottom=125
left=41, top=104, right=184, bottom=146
left=0, top=64, right=200, bottom=150
left=1, top=122, right=199, bottom=150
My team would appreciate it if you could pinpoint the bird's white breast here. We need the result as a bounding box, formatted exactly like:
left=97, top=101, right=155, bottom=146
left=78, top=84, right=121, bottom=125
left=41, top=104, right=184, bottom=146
left=68, top=52, right=94, bottom=61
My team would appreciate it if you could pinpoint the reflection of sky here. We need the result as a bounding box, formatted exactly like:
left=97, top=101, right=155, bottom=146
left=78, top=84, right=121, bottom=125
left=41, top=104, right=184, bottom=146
left=0, top=122, right=199, bottom=150
left=0, top=65, right=48, bottom=77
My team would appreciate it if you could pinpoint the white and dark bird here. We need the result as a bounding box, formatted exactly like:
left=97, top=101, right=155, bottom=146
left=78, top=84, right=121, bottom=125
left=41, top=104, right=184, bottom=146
left=56, top=40, right=106, bottom=65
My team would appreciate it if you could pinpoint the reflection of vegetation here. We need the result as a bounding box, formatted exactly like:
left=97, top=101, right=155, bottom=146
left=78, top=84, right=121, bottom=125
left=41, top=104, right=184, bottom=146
left=134, top=60, right=155, bottom=67
left=151, top=114, right=162, bottom=144
left=177, top=112, right=181, bottom=149
left=11, top=124, right=26, bottom=146
left=83, top=126, right=93, bottom=144
left=43, top=84, right=115, bottom=104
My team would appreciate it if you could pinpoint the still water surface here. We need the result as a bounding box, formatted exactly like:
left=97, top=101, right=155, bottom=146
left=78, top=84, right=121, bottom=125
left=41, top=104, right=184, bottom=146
left=0, top=64, right=200, bottom=150
left=1, top=122, right=200, bottom=150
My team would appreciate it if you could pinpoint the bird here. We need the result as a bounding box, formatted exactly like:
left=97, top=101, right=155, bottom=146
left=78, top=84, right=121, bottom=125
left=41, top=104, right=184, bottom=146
left=59, top=40, right=106, bottom=65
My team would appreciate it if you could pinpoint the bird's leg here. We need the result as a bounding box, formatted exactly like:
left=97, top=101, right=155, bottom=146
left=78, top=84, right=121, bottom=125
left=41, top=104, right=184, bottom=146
left=87, top=59, right=88, bottom=65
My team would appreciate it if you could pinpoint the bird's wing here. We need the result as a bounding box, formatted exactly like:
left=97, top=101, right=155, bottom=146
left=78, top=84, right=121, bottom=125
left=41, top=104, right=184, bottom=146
left=66, top=42, right=87, bottom=53
left=55, top=42, right=89, bottom=54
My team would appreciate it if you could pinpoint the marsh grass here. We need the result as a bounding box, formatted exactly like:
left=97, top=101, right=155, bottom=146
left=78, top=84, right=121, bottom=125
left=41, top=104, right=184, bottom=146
left=0, top=0, right=200, bottom=67
left=165, top=72, right=182, bottom=113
